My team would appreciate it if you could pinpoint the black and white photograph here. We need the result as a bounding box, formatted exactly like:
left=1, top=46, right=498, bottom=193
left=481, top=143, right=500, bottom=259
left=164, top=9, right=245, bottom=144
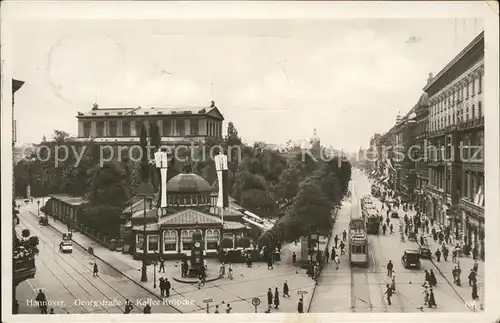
left=2, top=1, right=499, bottom=321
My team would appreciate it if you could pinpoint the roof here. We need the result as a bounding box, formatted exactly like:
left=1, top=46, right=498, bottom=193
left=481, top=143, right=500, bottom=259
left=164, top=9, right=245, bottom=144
left=167, top=173, right=213, bottom=193
left=123, top=195, right=153, bottom=214
left=77, top=104, right=224, bottom=120
left=12, top=79, right=25, bottom=94
left=159, top=208, right=222, bottom=226
left=423, top=31, right=484, bottom=92
left=222, top=221, right=247, bottom=230
left=132, top=223, right=161, bottom=232
left=130, top=207, right=159, bottom=219
left=48, top=194, right=89, bottom=206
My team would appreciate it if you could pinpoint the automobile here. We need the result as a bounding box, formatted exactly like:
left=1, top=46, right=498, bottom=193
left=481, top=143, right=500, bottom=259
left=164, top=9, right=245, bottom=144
left=418, top=244, right=432, bottom=259
left=390, top=211, right=399, bottom=218
left=59, top=241, right=73, bottom=253
left=39, top=215, right=49, bottom=226
left=401, top=249, right=421, bottom=269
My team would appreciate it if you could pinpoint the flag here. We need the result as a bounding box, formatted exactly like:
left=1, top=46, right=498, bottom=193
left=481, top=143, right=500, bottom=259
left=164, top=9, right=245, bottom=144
left=154, top=150, right=168, bottom=213
left=215, top=152, right=229, bottom=209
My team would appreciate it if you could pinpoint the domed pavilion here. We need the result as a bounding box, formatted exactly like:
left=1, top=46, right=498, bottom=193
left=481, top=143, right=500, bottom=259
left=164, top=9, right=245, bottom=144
left=124, top=167, right=248, bottom=260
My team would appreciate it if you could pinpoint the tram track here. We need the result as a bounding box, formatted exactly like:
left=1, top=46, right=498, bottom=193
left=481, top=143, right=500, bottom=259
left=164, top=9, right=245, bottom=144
left=20, top=215, right=183, bottom=313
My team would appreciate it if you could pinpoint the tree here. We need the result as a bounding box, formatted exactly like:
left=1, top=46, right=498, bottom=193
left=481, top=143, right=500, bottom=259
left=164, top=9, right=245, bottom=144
left=275, top=162, right=303, bottom=205
left=225, top=122, right=242, bottom=187
left=139, top=123, right=149, bottom=181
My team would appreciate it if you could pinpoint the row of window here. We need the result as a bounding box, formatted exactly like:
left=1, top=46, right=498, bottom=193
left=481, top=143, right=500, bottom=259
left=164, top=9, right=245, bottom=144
left=136, top=229, right=221, bottom=253
left=168, top=194, right=211, bottom=207
left=351, top=245, right=367, bottom=254
left=431, top=101, right=483, bottom=131
left=81, top=119, right=222, bottom=138
left=429, top=168, right=484, bottom=200
left=430, top=72, right=483, bottom=117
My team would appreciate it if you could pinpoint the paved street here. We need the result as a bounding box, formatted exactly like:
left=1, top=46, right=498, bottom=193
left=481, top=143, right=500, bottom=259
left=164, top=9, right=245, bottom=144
left=17, top=200, right=316, bottom=314
left=309, top=169, right=481, bottom=313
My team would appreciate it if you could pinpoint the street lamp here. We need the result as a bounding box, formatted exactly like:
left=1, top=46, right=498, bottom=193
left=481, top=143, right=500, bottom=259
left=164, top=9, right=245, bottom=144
left=153, top=251, right=158, bottom=289
left=37, top=200, right=40, bottom=216
left=136, top=181, right=155, bottom=283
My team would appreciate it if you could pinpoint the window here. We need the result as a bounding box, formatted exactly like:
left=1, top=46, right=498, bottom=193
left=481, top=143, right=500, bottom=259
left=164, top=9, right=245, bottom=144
left=181, top=230, right=194, bottom=252
left=163, top=230, right=178, bottom=252
left=122, top=121, right=131, bottom=137
left=109, top=121, right=117, bottom=137
left=472, top=79, right=476, bottom=96
left=478, top=101, right=482, bottom=117
left=206, top=229, right=220, bottom=250
left=83, top=121, right=91, bottom=137
left=163, top=119, right=172, bottom=136
left=191, top=195, right=197, bottom=206
left=465, top=84, right=469, bottom=98
left=190, top=119, right=199, bottom=136
left=478, top=74, right=483, bottom=93
left=96, top=121, right=104, bottom=137
left=176, top=120, right=185, bottom=136
left=136, top=234, right=144, bottom=252
left=147, top=235, right=159, bottom=253
left=472, top=104, right=475, bottom=119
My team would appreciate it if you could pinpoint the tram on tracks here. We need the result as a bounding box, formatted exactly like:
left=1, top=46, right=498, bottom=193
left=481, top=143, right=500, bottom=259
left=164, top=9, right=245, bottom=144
left=349, top=216, right=369, bottom=267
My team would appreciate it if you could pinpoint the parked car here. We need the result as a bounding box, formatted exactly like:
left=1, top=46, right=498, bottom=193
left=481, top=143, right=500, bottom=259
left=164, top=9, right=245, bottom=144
left=401, top=249, right=421, bottom=269
left=59, top=241, right=73, bottom=253
left=39, top=215, right=49, bottom=226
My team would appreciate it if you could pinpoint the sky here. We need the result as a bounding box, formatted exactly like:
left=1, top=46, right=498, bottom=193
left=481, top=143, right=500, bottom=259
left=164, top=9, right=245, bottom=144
left=12, top=18, right=483, bottom=152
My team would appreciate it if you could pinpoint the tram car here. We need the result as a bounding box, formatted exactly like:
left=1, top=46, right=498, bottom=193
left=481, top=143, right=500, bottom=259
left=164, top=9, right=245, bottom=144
left=364, top=208, right=381, bottom=234
left=349, top=216, right=369, bottom=267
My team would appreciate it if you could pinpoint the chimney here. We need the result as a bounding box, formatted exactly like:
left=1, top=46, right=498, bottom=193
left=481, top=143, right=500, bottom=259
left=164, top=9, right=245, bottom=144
left=427, top=72, right=434, bottom=84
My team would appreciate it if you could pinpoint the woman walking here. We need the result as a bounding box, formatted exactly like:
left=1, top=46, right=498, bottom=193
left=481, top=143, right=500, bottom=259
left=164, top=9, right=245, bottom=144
left=274, top=287, right=280, bottom=309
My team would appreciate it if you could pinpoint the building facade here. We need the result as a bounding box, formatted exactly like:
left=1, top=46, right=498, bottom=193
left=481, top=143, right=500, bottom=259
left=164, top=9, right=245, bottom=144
left=414, top=92, right=430, bottom=213
left=75, top=101, right=224, bottom=158
left=423, top=31, right=484, bottom=257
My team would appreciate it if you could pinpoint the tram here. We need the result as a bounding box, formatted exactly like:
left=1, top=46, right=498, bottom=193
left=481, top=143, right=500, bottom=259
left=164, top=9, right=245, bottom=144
left=349, top=217, right=369, bottom=267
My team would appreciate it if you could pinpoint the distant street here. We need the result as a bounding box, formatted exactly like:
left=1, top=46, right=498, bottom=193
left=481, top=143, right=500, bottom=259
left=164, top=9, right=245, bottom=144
left=309, top=169, right=474, bottom=312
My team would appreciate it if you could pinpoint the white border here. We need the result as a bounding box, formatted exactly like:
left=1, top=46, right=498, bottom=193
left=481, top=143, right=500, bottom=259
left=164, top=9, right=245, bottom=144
left=1, top=1, right=499, bottom=323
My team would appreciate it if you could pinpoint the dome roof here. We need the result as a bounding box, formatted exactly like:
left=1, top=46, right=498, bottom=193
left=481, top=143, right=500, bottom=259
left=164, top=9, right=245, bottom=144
left=167, top=173, right=213, bottom=193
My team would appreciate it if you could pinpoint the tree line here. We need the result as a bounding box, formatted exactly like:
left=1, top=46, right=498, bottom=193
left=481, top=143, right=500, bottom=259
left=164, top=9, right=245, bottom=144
left=14, top=122, right=351, bottom=241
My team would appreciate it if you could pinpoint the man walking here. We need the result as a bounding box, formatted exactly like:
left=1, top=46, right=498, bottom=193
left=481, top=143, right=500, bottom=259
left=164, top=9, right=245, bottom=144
left=384, top=284, right=393, bottom=305
left=387, top=260, right=394, bottom=277
left=340, top=241, right=346, bottom=255
left=93, top=262, right=99, bottom=277
left=297, top=296, right=304, bottom=313
left=334, top=234, right=339, bottom=248
left=35, top=289, right=48, bottom=314
left=158, top=257, right=165, bottom=273
left=283, top=280, right=290, bottom=297
left=342, top=229, right=347, bottom=242
left=266, top=288, right=273, bottom=313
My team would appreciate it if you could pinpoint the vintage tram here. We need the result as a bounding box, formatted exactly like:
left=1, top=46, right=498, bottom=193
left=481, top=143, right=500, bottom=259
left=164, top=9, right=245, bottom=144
left=348, top=217, right=369, bottom=267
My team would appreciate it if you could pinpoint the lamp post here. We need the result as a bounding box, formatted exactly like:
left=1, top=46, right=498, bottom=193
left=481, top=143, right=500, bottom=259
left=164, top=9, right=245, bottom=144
left=153, top=251, right=158, bottom=289
left=136, top=181, right=156, bottom=283
left=37, top=200, right=40, bottom=216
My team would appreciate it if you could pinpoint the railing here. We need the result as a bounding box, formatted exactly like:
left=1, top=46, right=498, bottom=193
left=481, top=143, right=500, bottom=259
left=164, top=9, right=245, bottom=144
left=457, top=116, right=484, bottom=131
left=459, top=198, right=484, bottom=217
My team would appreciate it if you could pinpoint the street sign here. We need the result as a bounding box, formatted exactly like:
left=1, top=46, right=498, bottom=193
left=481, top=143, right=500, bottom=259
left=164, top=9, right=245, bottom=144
left=297, top=290, right=308, bottom=295
left=251, top=297, right=260, bottom=307
left=203, top=298, right=213, bottom=313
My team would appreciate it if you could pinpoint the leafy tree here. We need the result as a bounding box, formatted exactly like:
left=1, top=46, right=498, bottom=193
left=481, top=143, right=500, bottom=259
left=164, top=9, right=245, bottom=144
left=139, top=123, right=149, bottom=181
left=224, top=122, right=242, bottom=187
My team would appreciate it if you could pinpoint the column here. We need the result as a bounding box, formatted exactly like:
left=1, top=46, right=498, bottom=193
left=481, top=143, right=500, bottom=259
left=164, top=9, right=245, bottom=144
left=117, top=120, right=123, bottom=137
left=78, top=121, right=84, bottom=137
left=199, top=119, right=207, bottom=136
left=90, top=121, right=97, bottom=137
left=185, top=119, right=190, bottom=136
left=172, top=120, right=177, bottom=136
left=130, top=121, right=136, bottom=136
left=104, top=120, right=109, bottom=137
left=158, top=119, right=163, bottom=136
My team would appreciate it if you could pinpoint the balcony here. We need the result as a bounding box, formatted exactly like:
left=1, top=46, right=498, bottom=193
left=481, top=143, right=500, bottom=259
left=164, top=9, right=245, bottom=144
left=457, top=116, right=484, bottom=132
left=459, top=197, right=484, bottom=218
left=427, top=185, right=446, bottom=199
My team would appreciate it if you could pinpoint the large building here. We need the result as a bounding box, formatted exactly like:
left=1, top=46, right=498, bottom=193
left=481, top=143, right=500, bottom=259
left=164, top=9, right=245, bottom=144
left=369, top=31, right=485, bottom=259
left=424, top=31, right=484, bottom=257
left=75, top=101, right=224, bottom=158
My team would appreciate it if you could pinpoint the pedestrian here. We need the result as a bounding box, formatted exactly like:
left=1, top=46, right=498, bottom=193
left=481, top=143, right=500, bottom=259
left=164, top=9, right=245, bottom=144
left=334, top=234, right=339, bottom=248
left=472, top=246, right=478, bottom=260
left=297, top=296, right=304, bottom=313
left=342, top=229, right=347, bottom=242
left=226, top=304, right=232, bottom=313
left=386, top=260, right=394, bottom=277
left=267, top=288, right=273, bottom=312
left=420, top=235, right=424, bottom=246
left=292, top=252, right=296, bottom=265
left=435, top=249, right=441, bottom=262
left=165, top=278, right=171, bottom=297
left=340, top=241, right=345, bottom=255
left=143, top=304, right=152, bottom=313
left=386, top=217, right=390, bottom=226
left=49, top=308, right=55, bottom=314
left=219, top=263, right=225, bottom=278
left=159, top=277, right=165, bottom=296
left=331, top=247, right=336, bottom=260
left=423, top=269, right=430, bottom=286
left=473, top=259, right=479, bottom=273
left=455, top=266, right=462, bottom=286
left=283, top=280, right=290, bottom=297
left=428, top=288, right=436, bottom=308
left=36, top=289, right=48, bottom=314
left=471, top=281, right=479, bottom=300
left=443, top=247, right=449, bottom=262
left=93, top=262, right=99, bottom=277
left=335, top=255, right=340, bottom=270
left=214, top=305, right=220, bottom=313
left=391, top=275, right=396, bottom=292
left=274, top=287, right=280, bottom=309
left=267, top=254, right=274, bottom=270
left=124, top=299, right=133, bottom=313
left=384, top=284, right=393, bottom=305
left=429, top=269, right=437, bottom=287
left=228, top=263, right=234, bottom=279
left=390, top=223, right=394, bottom=234
left=159, top=258, right=165, bottom=273
left=468, top=269, right=477, bottom=286
left=382, top=223, right=387, bottom=235
left=324, top=249, right=329, bottom=264
left=423, top=287, right=429, bottom=306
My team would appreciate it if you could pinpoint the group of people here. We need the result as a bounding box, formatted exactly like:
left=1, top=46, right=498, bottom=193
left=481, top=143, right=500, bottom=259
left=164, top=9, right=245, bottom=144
left=218, top=262, right=234, bottom=280
left=263, top=280, right=300, bottom=313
